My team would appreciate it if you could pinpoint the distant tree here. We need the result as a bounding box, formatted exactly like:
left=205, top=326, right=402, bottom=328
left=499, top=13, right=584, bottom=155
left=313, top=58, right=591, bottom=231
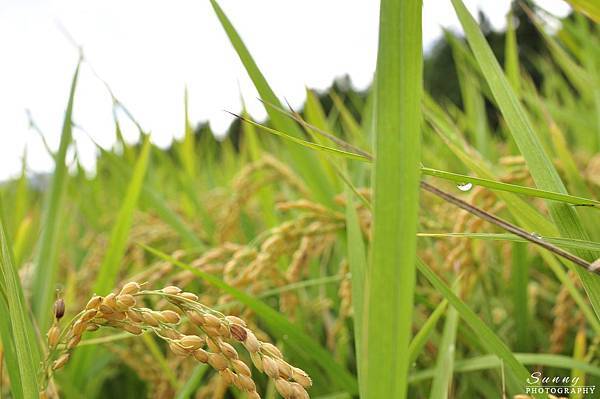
left=424, top=0, right=550, bottom=107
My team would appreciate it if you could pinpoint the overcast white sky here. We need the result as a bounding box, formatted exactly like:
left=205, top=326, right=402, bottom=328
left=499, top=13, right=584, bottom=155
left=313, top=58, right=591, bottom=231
left=0, top=0, right=570, bottom=180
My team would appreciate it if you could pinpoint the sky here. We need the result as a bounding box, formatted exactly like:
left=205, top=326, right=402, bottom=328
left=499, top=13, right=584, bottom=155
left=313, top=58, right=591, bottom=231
left=0, top=0, right=570, bottom=180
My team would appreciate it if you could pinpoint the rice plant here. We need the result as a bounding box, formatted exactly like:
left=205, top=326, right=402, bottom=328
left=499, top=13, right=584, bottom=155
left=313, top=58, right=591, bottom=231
left=1, top=0, right=599, bottom=398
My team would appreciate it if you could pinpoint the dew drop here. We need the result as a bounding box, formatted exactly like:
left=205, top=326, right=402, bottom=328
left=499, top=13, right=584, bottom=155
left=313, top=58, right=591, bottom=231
left=530, top=232, right=542, bottom=239
left=457, top=182, right=473, bottom=192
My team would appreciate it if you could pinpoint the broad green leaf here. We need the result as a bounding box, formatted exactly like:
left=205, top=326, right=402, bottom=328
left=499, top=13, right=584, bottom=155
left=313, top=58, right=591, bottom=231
left=0, top=205, right=41, bottom=398
left=363, top=1, right=422, bottom=397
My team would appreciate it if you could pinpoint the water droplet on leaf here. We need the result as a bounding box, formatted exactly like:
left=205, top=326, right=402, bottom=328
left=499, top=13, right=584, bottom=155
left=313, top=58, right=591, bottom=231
left=457, top=182, right=473, bottom=192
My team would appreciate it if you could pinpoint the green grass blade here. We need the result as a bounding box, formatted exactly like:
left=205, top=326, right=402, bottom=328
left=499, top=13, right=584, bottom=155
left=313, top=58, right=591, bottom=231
left=0, top=206, right=41, bottom=398
left=335, top=166, right=372, bottom=211
left=141, top=333, right=180, bottom=388
left=257, top=275, right=345, bottom=298
left=524, top=6, right=593, bottom=96
left=174, top=364, right=208, bottom=399
left=234, top=115, right=371, bottom=162
left=142, top=244, right=358, bottom=394
left=0, top=296, right=24, bottom=399
left=416, top=258, right=543, bottom=398
left=13, top=152, right=29, bottom=238
left=563, top=0, right=600, bottom=22
left=343, top=174, right=367, bottom=395
left=450, top=34, right=491, bottom=157
left=329, top=91, right=370, bottom=151
left=449, top=0, right=573, bottom=204
left=504, top=9, right=520, bottom=94
left=303, top=89, right=343, bottom=189
left=442, top=31, right=494, bottom=104
left=363, top=0, right=422, bottom=397
left=408, top=300, right=448, bottom=365
left=418, top=232, right=600, bottom=253
left=180, top=87, right=196, bottom=179
left=140, top=184, right=205, bottom=249
left=544, top=107, right=596, bottom=200
left=31, top=61, right=80, bottom=329
left=429, top=285, right=459, bottom=399
left=571, top=327, right=587, bottom=399
left=97, top=146, right=205, bottom=249
left=451, top=0, right=600, bottom=319
left=240, top=108, right=279, bottom=229
left=13, top=216, right=33, bottom=268
left=422, top=167, right=600, bottom=206
left=210, top=0, right=335, bottom=204
left=512, top=243, right=531, bottom=352
left=92, top=137, right=151, bottom=294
